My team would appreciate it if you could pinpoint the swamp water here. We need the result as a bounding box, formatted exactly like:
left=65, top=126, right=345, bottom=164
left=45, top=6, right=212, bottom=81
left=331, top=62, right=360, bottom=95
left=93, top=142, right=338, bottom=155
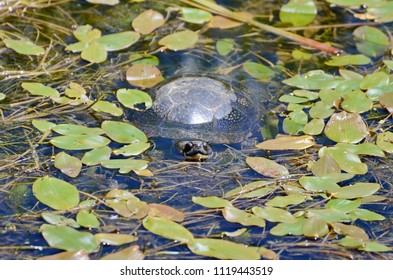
left=0, top=0, right=392, bottom=260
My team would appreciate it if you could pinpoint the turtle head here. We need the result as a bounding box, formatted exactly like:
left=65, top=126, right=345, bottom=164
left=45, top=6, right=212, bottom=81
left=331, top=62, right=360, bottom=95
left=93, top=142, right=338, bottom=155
left=175, top=140, right=213, bottom=161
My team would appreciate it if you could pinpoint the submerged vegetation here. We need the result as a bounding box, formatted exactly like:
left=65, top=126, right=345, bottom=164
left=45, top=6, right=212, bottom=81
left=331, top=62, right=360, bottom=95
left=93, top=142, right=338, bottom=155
left=0, top=0, right=392, bottom=259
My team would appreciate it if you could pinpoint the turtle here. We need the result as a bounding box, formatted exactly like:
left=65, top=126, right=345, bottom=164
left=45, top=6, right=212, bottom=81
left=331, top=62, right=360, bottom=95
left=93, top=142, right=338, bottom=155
left=131, top=75, right=260, bottom=160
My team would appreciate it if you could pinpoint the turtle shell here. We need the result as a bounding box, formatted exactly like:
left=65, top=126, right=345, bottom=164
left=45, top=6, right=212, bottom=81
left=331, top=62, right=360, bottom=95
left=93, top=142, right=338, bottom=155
left=131, top=75, right=259, bottom=143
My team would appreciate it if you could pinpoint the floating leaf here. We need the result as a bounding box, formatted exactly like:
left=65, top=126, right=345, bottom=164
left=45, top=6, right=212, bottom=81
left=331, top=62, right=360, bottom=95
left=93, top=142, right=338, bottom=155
left=360, top=71, right=389, bottom=90
left=95, top=233, right=138, bottom=246
left=299, top=176, right=341, bottom=192
left=303, top=118, right=325, bottom=135
left=192, top=196, right=232, bottom=208
left=54, top=152, right=82, bottom=178
left=41, top=211, right=79, bottom=228
left=335, top=142, right=385, bottom=157
left=158, top=30, right=199, bottom=51
left=324, top=111, right=368, bottom=143
left=338, top=236, right=364, bottom=248
left=326, top=199, right=361, bottom=213
left=116, top=88, right=152, bottom=111
left=4, top=38, right=45, bottom=55
left=265, top=193, right=307, bottom=208
left=188, top=238, right=260, bottom=260
left=331, top=183, right=380, bottom=199
left=302, top=216, right=329, bottom=238
left=38, top=250, right=90, bottom=260
left=377, top=131, right=393, bottom=153
left=53, top=124, right=104, bottom=136
left=95, top=31, right=140, bottom=51
left=0, top=92, right=5, bottom=101
left=142, top=216, right=194, bottom=243
left=113, top=142, right=150, bottom=156
left=283, top=70, right=343, bottom=90
left=65, top=82, right=86, bottom=98
left=353, top=26, right=390, bottom=57
left=81, top=41, right=107, bottom=63
left=126, top=63, right=164, bottom=88
left=180, top=7, right=213, bottom=24
left=132, top=9, right=164, bottom=35
left=22, top=82, right=59, bottom=98
left=225, top=181, right=276, bottom=198
left=350, top=209, right=385, bottom=221
left=330, top=222, right=369, bottom=240
left=365, top=1, right=393, bottom=23
left=32, top=119, right=56, bottom=132
left=91, top=101, right=123, bottom=116
left=86, top=0, right=119, bottom=5
left=76, top=210, right=100, bottom=228
left=307, top=209, right=351, bottom=223
left=252, top=206, right=296, bottom=224
left=325, top=54, right=371, bottom=66
left=101, top=159, right=148, bottom=174
left=292, top=49, right=313, bottom=60
left=279, top=0, right=317, bottom=26
left=341, top=91, right=373, bottom=113
left=246, top=157, right=289, bottom=178
left=270, top=217, right=306, bottom=236
left=33, top=176, right=79, bottom=210
left=50, top=135, right=110, bottom=150
left=222, top=207, right=265, bottom=228
left=208, top=15, right=243, bottom=29
left=256, top=135, right=315, bottom=150
left=148, top=203, right=185, bottom=222
left=40, top=224, right=99, bottom=253
left=100, top=245, right=144, bottom=260
left=101, top=120, right=147, bottom=144
left=243, top=62, right=275, bottom=82
left=216, top=39, right=235, bottom=56
left=379, top=91, right=393, bottom=113
left=81, top=146, right=112, bottom=166
left=361, top=242, right=391, bottom=252
left=326, top=147, right=368, bottom=174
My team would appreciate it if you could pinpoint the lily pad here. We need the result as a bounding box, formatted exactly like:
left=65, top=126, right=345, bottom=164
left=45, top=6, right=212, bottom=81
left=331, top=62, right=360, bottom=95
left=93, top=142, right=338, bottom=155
left=350, top=209, right=385, bottom=221
left=302, top=216, right=329, bottom=238
left=325, top=54, right=371, bottom=66
left=158, top=30, right=199, bottom=51
left=41, top=211, right=79, bottom=228
left=116, top=88, right=152, bottom=111
left=142, top=216, right=194, bottom=243
left=243, top=62, right=275, bottom=82
left=192, top=196, right=232, bottom=208
left=222, top=207, right=266, bottom=228
left=376, top=131, right=393, bottom=153
left=265, top=193, right=307, bottom=208
left=95, top=31, right=140, bottom=51
left=208, top=15, right=243, bottom=29
left=224, top=181, right=276, bottom=198
left=113, top=142, right=150, bottom=156
left=180, top=7, right=213, bottom=24
left=324, top=111, right=368, bottom=143
left=256, top=135, right=316, bottom=150
left=4, top=38, right=45, bottom=55
left=50, top=135, right=110, bottom=150
left=100, top=245, right=144, bottom=260
left=279, top=0, right=317, bottom=26
left=126, top=63, right=164, bottom=88
left=76, top=210, right=100, bottom=228
left=341, top=90, right=373, bottom=113
left=246, top=156, right=289, bottom=178
left=331, top=183, right=380, bottom=199
left=53, top=124, right=104, bottom=136
left=81, top=146, right=112, bottom=166
left=270, top=217, right=306, bottom=236
left=32, top=119, right=56, bottom=133
left=132, top=9, right=165, bottom=35
left=54, top=152, right=82, bottom=178
left=148, top=203, right=185, bottom=222
left=22, top=82, right=59, bottom=98
left=95, top=233, right=138, bottom=246
left=252, top=206, right=296, bottom=223
left=216, top=39, right=235, bottom=56
left=38, top=250, right=90, bottom=260
left=299, top=176, right=341, bottom=192
left=331, top=222, right=368, bottom=240
left=353, top=26, right=390, bottom=57
left=379, top=91, right=393, bottom=113
left=101, top=121, right=147, bottom=144
left=33, top=176, right=79, bottom=210
left=91, top=101, right=123, bottom=116
left=101, top=159, right=149, bottom=174
left=326, top=199, right=361, bottom=213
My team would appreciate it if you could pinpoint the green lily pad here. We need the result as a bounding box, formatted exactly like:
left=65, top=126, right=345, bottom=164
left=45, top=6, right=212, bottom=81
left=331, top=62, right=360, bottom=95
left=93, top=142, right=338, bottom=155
left=81, top=41, right=107, bottom=63
left=331, top=183, right=380, bottom=199
left=331, top=222, right=369, bottom=240
left=256, top=135, right=316, bottom=150
left=188, top=238, right=260, bottom=260
left=353, top=26, right=390, bottom=57
left=324, top=111, right=368, bottom=143
left=95, top=233, right=138, bottom=246
left=310, top=153, right=341, bottom=177
left=307, top=209, right=351, bottom=223
left=33, top=176, right=80, bottom=210
left=50, top=135, right=110, bottom=150
left=326, top=146, right=368, bottom=174
left=101, top=159, right=148, bottom=174
left=279, top=0, right=317, bottom=26
left=100, top=245, right=144, bottom=260
left=243, top=62, right=275, bottom=82
left=216, top=39, right=235, bottom=56
left=91, top=101, right=123, bottom=116
left=192, top=196, right=232, bottom=208
left=377, top=131, right=393, bottom=153
left=325, top=54, right=371, bottom=66
left=65, top=82, right=86, bottom=98
left=302, top=216, right=329, bottom=238
left=76, top=210, right=100, bottom=228
left=142, top=216, right=194, bottom=243
left=180, top=7, right=213, bottom=24
left=159, top=30, right=199, bottom=51
left=326, top=199, right=361, bottom=213
left=32, top=119, right=56, bottom=133
left=22, top=82, right=60, bottom=98
left=113, top=142, right=150, bottom=156
left=132, top=9, right=165, bottom=35
left=283, top=70, right=343, bottom=90
left=81, top=146, right=111, bottom=166
left=53, top=124, right=104, bottom=136
left=41, top=211, right=80, bottom=228
left=126, top=63, right=164, bottom=88
left=252, top=206, right=296, bottom=224
left=54, top=152, right=82, bottom=178
left=279, top=94, right=310, bottom=104
left=101, top=121, right=147, bottom=144
left=299, top=175, right=341, bottom=192
left=380, top=91, right=393, bottom=113
left=361, top=242, right=391, bottom=252
left=95, top=31, right=140, bottom=51
left=360, top=71, right=389, bottom=90
left=270, top=217, right=306, bottom=236
left=265, top=193, right=307, bottom=208
left=350, top=209, right=385, bottom=221
left=303, top=118, right=325, bottom=135
left=4, top=38, right=45, bottom=55
left=341, top=90, right=373, bottom=113
left=246, top=156, right=289, bottom=178
left=222, top=206, right=265, bottom=227
left=224, top=181, right=276, bottom=198
left=40, top=224, right=99, bottom=253
left=38, top=250, right=90, bottom=260
left=116, top=88, right=152, bottom=111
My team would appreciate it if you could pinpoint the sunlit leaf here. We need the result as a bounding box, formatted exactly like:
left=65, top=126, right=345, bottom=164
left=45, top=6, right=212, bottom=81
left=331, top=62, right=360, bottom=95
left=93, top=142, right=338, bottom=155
left=22, top=82, right=60, bottom=98
left=91, top=101, right=123, bottom=116
left=40, top=224, right=99, bottom=253
left=216, top=39, right=235, bottom=56
left=180, top=7, right=213, bottom=24
left=279, top=94, right=309, bottom=104
left=243, top=62, right=275, bottom=82
left=188, top=238, right=260, bottom=260
left=302, top=216, right=329, bottom=238
left=126, top=63, right=164, bottom=88
left=338, top=236, right=364, bottom=248
left=377, top=131, right=393, bottom=153
left=142, top=216, right=194, bottom=243
left=282, top=116, right=305, bottom=134
left=361, top=242, right=391, bottom=252
left=379, top=91, right=393, bottom=113
left=366, top=2, right=393, bottom=23
left=32, top=119, right=56, bottom=133
left=116, top=88, right=152, bottom=111
left=4, top=39, right=45, bottom=55
left=330, top=222, right=369, bottom=240
left=76, top=210, right=100, bottom=228
left=33, top=176, right=79, bottom=210
left=350, top=209, right=385, bottom=221
left=265, top=193, right=307, bottom=208
left=222, top=206, right=265, bottom=228
left=95, top=233, right=138, bottom=245
left=72, top=24, right=101, bottom=43
left=326, top=198, right=361, bottom=213
left=54, top=152, right=82, bottom=178
left=38, top=250, right=90, bottom=260
left=132, top=9, right=165, bottom=35
left=279, top=0, right=317, bottom=26
left=53, top=124, right=104, bottom=136
left=148, top=203, right=185, bottom=222
left=292, top=49, right=313, bottom=60
left=246, top=157, right=289, bottom=178
left=335, top=142, right=385, bottom=157
left=252, top=206, right=296, bottom=223
left=100, top=245, right=144, bottom=260
left=353, top=26, right=390, bottom=57
left=126, top=199, right=149, bottom=219
left=283, top=70, right=343, bottom=90
left=360, top=71, right=389, bottom=90
left=81, top=146, right=112, bottom=166
left=41, top=211, right=79, bottom=228
left=324, top=112, right=368, bottom=143
left=256, top=135, right=315, bottom=150
left=318, top=88, right=342, bottom=106
left=192, top=196, right=232, bottom=208
left=158, top=30, right=199, bottom=51
left=101, top=120, right=147, bottom=144
left=101, top=159, right=149, bottom=174
left=307, top=209, right=351, bottom=223
left=50, top=135, right=110, bottom=150
left=208, top=15, right=243, bottom=29
left=270, top=217, right=306, bottom=236
left=113, top=142, right=150, bottom=156
left=325, top=54, right=371, bottom=66
left=81, top=41, right=107, bottom=63
left=224, top=181, right=276, bottom=198
left=95, top=31, right=140, bottom=51
left=331, top=183, right=380, bottom=199
left=341, top=90, right=373, bottom=113
left=65, top=82, right=86, bottom=98
left=326, top=146, right=368, bottom=174
left=303, top=118, right=325, bottom=135
left=299, top=175, right=340, bottom=192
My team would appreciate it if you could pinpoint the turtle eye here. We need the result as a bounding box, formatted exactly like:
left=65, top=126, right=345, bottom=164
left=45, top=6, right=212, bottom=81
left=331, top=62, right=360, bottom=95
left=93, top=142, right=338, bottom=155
left=184, top=142, right=194, bottom=152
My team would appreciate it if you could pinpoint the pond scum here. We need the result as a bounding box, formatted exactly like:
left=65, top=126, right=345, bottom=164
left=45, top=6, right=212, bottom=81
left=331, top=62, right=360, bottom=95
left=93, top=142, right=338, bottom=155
left=0, top=0, right=392, bottom=260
